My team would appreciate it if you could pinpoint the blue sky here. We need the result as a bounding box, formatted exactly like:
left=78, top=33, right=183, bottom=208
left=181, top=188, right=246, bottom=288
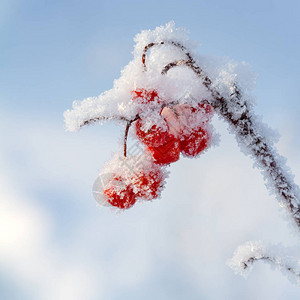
left=1, top=0, right=300, bottom=299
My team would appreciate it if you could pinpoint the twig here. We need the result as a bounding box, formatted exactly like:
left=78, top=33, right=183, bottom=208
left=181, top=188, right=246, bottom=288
left=228, top=241, right=300, bottom=284
left=242, top=256, right=300, bottom=277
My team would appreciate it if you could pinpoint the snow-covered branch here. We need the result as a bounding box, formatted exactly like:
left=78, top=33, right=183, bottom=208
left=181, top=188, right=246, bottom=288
left=228, top=241, right=300, bottom=286
left=157, top=49, right=300, bottom=229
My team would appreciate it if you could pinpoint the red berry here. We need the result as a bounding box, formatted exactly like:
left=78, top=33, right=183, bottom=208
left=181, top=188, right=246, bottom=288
left=147, top=136, right=180, bottom=165
left=161, top=106, right=184, bottom=138
left=180, top=127, right=210, bottom=157
left=135, top=118, right=171, bottom=147
left=132, top=169, right=164, bottom=200
left=104, top=177, right=137, bottom=209
left=132, top=88, right=160, bottom=104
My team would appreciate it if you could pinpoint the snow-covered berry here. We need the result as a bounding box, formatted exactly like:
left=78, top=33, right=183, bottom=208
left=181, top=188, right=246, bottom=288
left=180, top=127, right=210, bottom=157
left=131, top=168, right=164, bottom=200
left=103, top=176, right=137, bottom=209
left=135, top=118, right=171, bottom=147
left=131, top=88, right=161, bottom=104
left=147, top=137, right=181, bottom=165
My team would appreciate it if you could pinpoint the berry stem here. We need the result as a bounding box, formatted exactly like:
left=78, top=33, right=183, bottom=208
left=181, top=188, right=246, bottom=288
left=124, top=121, right=130, bottom=157
left=123, top=115, right=140, bottom=157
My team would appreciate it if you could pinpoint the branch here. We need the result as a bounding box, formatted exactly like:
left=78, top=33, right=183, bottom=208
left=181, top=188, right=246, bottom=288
left=228, top=242, right=300, bottom=285
left=156, top=55, right=300, bottom=229
left=143, top=40, right=300, bottom=286
left=242, top=256, right=300, bottom=278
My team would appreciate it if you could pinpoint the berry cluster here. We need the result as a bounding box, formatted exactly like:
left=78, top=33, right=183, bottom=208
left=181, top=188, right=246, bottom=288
left=96, top=88, right=214, bottom=210
left=94, top=154, right=167, bottom=209
left=133, top=89, right=213, bottom=164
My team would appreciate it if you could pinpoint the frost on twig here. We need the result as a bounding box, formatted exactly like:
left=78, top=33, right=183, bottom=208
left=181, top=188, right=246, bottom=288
left=228, top=241, right=300, bottom=286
